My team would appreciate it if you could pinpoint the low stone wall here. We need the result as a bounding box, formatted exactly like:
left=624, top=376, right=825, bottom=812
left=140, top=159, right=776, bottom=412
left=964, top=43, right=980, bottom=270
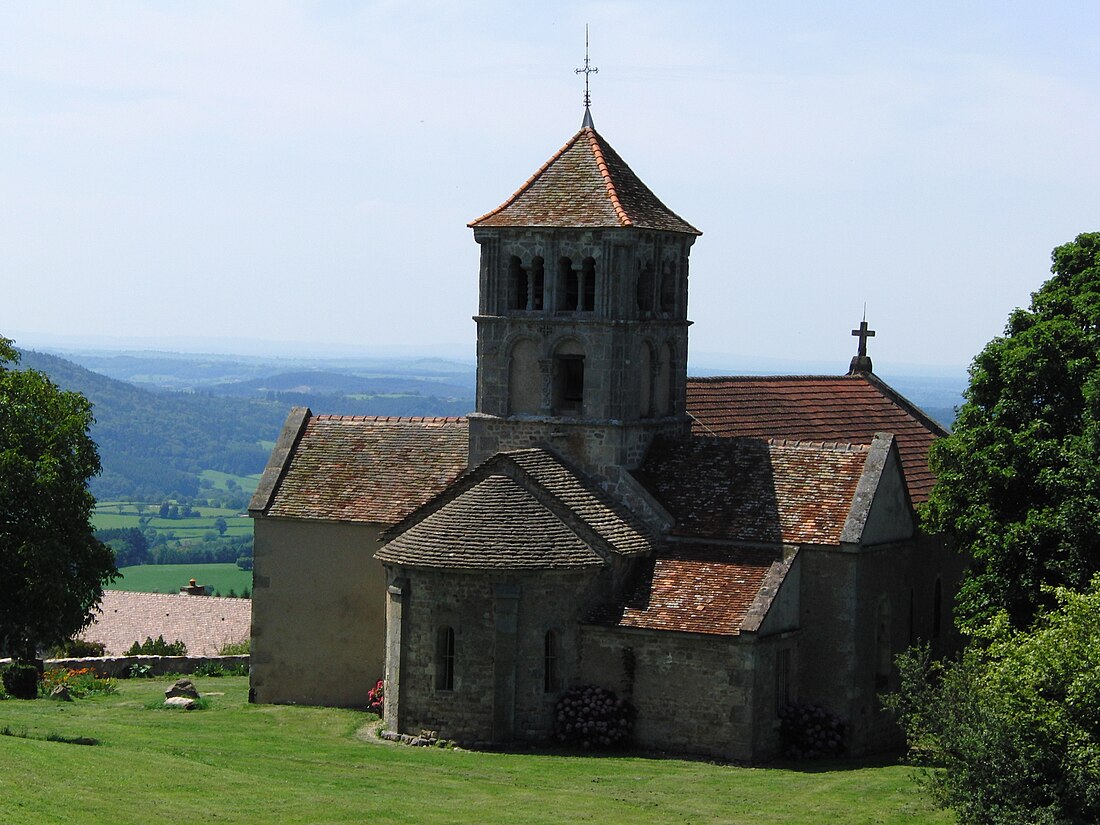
left=1, top=655, right=248, bottom=678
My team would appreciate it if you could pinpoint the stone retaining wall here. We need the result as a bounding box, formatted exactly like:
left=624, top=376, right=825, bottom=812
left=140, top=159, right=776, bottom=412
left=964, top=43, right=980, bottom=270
left=0, top=655, right=248, bottom=678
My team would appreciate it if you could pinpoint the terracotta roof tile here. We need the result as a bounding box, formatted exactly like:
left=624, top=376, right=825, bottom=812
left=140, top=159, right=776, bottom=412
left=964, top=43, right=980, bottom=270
left=378, top=448, right=657, bottom=569
left=469, top=128, right=700, bottom=235
left=634, top=436, right=869, bottom=545
left=79, top=590, right=251, bottom=656
left=686, top=374, right=946, bottom=504
left=589, top=545, right=778, bottom=636
left=263, top=415, right=469, bottom=525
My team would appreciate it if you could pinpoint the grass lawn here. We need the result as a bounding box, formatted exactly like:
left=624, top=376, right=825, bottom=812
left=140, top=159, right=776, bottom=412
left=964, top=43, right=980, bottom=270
left=108, top=563, right=253, bottom=596
left=0, top=676, right=949, bottom=825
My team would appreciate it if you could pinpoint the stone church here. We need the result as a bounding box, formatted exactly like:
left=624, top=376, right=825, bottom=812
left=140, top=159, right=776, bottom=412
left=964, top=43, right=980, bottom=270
left=248, top=107, right=961, bottom=761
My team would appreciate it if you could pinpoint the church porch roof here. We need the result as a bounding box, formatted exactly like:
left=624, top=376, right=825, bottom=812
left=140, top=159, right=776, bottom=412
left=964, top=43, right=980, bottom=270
left=686, top=373, right=946, bottom=504
left=587, top=544, right=782, bottom=636
left=469, top=127, right=700, bottom=235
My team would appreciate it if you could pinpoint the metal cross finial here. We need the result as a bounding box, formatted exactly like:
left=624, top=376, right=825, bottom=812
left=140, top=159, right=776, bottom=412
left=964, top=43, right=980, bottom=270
left=575, top=26, right=598, bottom=114
left=851, top=319, right=876, bottom=358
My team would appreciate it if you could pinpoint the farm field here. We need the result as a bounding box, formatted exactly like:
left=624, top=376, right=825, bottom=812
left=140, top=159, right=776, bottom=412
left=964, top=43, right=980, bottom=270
left=93, top=502, right=253, bottom=538
left=0, top=675, right=949, bottom=825
left=109, top=563, right=253, bottom=596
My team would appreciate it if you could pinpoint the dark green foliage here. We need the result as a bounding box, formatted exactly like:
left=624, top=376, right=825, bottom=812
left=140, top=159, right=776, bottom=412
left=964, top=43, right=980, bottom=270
left=553, top=685, right=636, bottom=749
left=49, top=638, right=107, bottom=658
left=778, top=702, right=847, bottom=759
left=124, top=635, right=187, bottom=656
left=925, top=232, right=1100, bottom=633
left=2, top=663, right=41, bottom=700
left=149, top=534, right=252, bottom=565
left=887, top=581, right=1100, bottom=825
left=95, top=527, right=151, bottom=567
left=0, top=339, right=118, bottom=663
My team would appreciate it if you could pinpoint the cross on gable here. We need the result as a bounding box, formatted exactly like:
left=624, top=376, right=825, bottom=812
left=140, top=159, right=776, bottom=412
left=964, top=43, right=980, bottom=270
left=851, top=320, right=876, bottom=357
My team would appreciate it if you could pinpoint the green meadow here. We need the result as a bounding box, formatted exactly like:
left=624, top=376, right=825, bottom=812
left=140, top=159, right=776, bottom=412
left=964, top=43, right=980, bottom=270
left=0, top=676, right=948, bottom=825
left=93, top=503, right=253, bottom=538
left=108, top=563, right=253, bottom=596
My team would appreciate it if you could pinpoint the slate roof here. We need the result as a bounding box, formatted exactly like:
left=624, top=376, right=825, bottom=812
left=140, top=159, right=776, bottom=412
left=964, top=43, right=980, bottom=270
left=589, top=545, right=780, bottom=636
left=78, top=590, right=251, bottom=656
left=686, top=373, right=946, bottom=504
left=378, top=448, right=657, bottom=569
left=469, top=127, right=700, bottom=235
left=256, top=414, right=469, bottom=525
left=634, top=436, right=871, bottom=545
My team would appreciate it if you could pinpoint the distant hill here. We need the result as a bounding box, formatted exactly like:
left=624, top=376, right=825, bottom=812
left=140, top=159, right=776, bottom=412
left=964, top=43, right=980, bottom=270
left=16, top=349, right=289, bottom=502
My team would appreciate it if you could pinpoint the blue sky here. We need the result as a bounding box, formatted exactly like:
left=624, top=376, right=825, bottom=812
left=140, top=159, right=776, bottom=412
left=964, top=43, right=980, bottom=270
left=2, top=2, right=1098, bottom=372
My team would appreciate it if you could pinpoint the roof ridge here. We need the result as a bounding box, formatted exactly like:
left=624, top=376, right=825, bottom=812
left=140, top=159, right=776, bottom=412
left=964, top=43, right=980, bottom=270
left=312, top=414, right=468, bottom=424
left=766, top=437, right=871, bottom=452
left=687, top=374, right=858, bottom=383
left=584, top=128, right=632, bottom=227
left=467, top=129, right=586, bottom=227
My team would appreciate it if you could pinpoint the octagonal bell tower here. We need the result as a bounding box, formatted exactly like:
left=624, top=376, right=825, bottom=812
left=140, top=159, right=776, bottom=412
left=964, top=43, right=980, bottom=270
left=467, top=112, right=701, bottom=481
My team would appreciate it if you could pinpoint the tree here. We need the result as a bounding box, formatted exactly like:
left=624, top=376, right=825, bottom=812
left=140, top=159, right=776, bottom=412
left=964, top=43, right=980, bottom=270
left=214, top=515, right=228, bottom=535
left=925, top=232, right=1100, bottom=633
left=887, top=579, right=1100, bottom=825
left=0, top=337, right=117, bottom=662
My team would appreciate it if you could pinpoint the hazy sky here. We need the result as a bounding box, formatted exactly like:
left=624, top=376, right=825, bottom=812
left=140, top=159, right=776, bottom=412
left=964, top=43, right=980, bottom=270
left=3, top=2, right=1098, bottom=372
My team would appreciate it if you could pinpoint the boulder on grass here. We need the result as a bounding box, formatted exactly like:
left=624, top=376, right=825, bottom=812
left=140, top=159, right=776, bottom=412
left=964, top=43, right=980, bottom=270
left=165, top=678, right=200, bottom=700
left=164, top=696, right=198, bottom=710
left=49, top=685, right=73, bottom=702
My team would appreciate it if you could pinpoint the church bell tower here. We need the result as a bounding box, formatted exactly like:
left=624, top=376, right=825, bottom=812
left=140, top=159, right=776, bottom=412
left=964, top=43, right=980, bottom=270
left=466, top=106, right=701, bottom=481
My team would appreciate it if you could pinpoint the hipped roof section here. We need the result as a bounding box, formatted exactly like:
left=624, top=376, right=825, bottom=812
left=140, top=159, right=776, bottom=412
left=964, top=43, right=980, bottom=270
left=469, top=127, right=700, bottom=235
left=377, top=447, right=658, bottom=570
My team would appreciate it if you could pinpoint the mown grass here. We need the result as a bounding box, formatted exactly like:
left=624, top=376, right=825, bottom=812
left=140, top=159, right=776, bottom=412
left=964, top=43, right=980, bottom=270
left=108, top=563, right=253, bottom=596
left=0, top=676, right=949, bottom=825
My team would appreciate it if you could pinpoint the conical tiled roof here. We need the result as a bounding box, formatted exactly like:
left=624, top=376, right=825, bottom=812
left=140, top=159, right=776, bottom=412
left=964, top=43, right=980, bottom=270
left=469, top=127, right=700, bottom=235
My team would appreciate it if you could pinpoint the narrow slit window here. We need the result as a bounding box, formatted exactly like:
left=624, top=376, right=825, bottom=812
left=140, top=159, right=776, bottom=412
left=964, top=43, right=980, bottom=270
left=775, top=648, right=791, bottom=715
left=582, top=257, right=596, bottom=312
left=559, top=257, right=579, bottom=311
left=544, top=629, right=560, bottom=693
left=436, top=625, right=455, bottom=691
left=530, top=257, right=545, bottom=311
left=553, top=355, right=584, bottom=416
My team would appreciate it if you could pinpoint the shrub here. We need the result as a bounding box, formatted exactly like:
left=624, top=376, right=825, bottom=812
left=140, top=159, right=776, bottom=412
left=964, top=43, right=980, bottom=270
left=218, top=639, right=250, bottom=655
left=367, top=679, right=384, bottom=716
left=778, top=702, right=846, bottom=759
left=194, top=662, right=225, bottom=677
left=48, top=638, right=107, bottom=658
left=553, top=685, right=636, bottom=749
left=124, top=635, right=187, bottom=656
left=2, top=663, right=41, bottom=700
left=126, top=663, right=153, bottom=679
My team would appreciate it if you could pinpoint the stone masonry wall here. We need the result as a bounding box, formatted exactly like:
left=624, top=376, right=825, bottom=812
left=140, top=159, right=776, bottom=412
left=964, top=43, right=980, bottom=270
left=387, top=565, right=609, bottom=744
left=578, top=625, right=775, bottom=762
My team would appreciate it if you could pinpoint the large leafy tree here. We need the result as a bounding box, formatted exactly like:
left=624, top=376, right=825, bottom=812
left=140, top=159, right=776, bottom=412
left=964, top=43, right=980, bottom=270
left=925, top=232, right=1100, bottom=633
left=888, top=580, right=1100, bottom=825
left=0, top=337, right=117, bottom=661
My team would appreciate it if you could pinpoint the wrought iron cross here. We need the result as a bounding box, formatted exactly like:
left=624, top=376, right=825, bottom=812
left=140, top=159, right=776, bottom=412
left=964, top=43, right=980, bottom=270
left=851, top=319, right=876, bottom=357
left=575, top=26, right=598, bottom=110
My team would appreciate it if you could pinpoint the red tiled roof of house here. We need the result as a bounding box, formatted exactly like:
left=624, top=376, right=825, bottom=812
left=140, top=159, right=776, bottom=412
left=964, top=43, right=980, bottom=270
left=260, top=415, right=469, bottom=525
left=686, top=374, right=946, bottom=504
left=589, top=545, right=779, bottom=636
left=469, top=127, right=700, bottom=235
left=79, top=590, right=251, bottom=656
left=634, top=436, right=870, bottom=545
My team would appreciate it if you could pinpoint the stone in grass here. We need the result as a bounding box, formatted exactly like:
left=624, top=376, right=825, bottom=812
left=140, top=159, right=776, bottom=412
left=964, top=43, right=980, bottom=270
left=164, top=696, right=199, bottom=710
left=49, top=685, right=73, bottom=701
left=165, top=678, right=200, bottom=700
